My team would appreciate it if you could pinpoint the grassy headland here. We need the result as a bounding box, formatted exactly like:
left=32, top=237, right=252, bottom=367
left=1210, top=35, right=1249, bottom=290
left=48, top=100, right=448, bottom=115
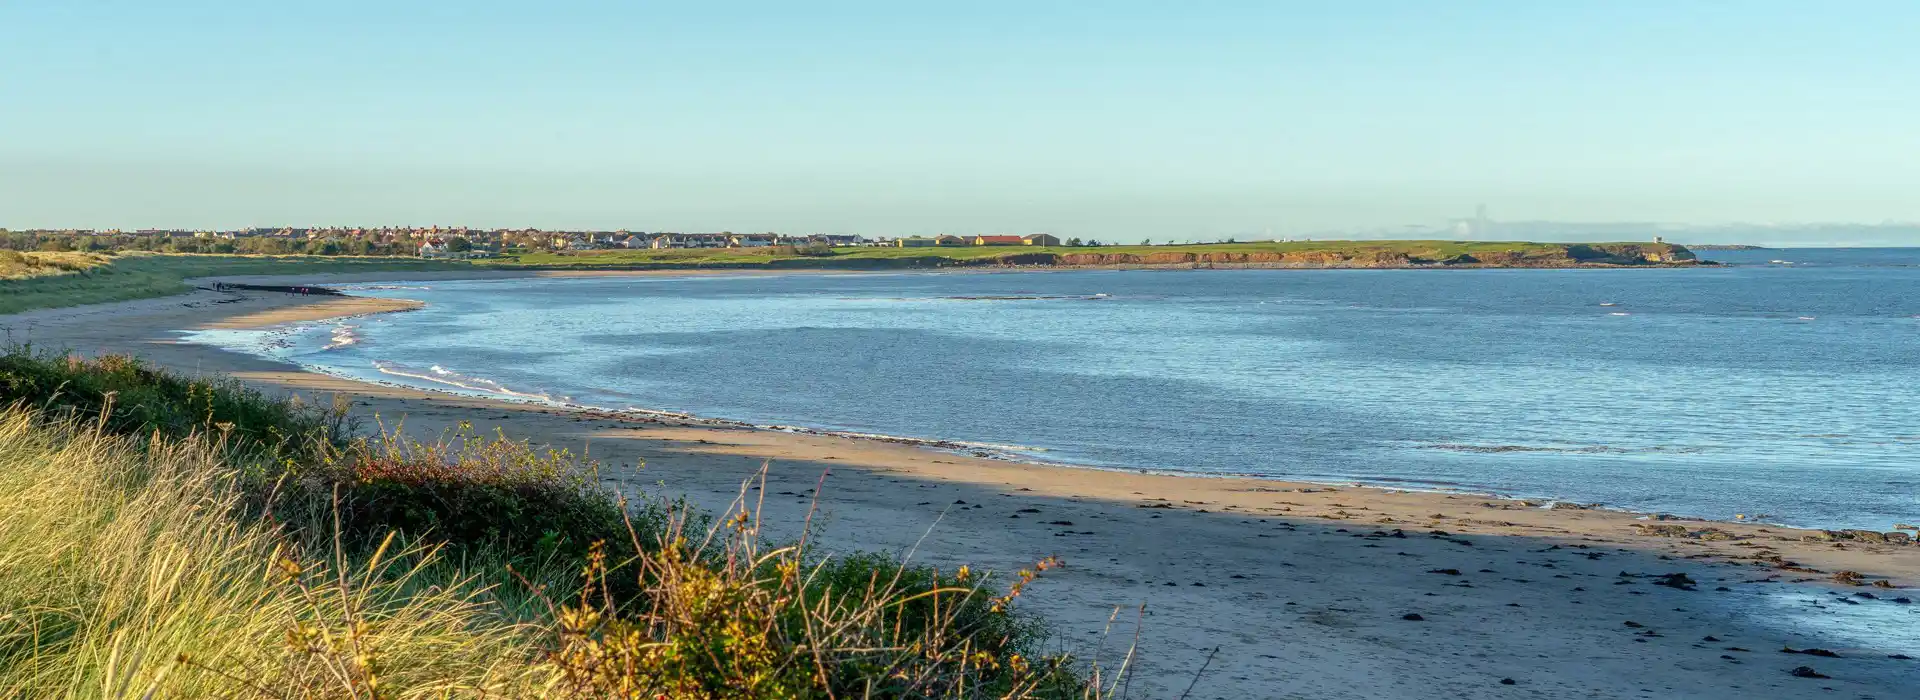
left=0, top=349, right=1098, bottom=697
left=483, top=240, right=1699, bottom=271
left=0, top=241, right=1698, bottom=316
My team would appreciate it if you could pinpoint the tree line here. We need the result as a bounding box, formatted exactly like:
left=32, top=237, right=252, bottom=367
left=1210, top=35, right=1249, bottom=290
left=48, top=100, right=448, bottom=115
left=0, top=232, right=420, bottom=257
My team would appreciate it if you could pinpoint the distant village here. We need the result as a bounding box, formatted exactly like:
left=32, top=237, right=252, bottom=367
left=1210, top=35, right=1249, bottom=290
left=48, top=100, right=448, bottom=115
left=2, top=226, right=1074, bottom=259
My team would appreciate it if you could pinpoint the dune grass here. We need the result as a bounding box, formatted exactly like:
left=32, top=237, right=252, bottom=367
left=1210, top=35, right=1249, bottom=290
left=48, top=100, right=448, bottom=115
left=0, top=250, right=114, bottom=280
left=0, top=350, right=1109, bottom=698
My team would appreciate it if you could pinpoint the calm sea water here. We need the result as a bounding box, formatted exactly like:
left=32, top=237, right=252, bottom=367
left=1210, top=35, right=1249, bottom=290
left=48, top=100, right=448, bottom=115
left=189, top=248, right=1920, bottom=531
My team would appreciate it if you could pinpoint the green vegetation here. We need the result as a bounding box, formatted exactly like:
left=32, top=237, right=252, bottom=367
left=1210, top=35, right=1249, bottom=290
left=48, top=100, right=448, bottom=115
left=0, top=250, right=113, bottom=280
left=0, top=241, right=1698, bottom=316
left=0, top=253, right=465, bottom=315
left=0, top=349, right=1103, bottom=698
left=2, top=230, right=417, bottom=256
left=474, top=239, right=1695, bottom=270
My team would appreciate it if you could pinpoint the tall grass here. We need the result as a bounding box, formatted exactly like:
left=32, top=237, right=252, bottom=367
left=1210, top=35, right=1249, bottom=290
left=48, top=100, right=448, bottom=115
left=0, top=250, right=112, bottom=280
left=0, top=410, right=546, bottom=697
left=0, top=351, right=1113, bottom=698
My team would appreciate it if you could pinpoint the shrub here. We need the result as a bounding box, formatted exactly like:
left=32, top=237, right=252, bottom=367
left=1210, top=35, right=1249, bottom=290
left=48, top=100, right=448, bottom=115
left=0, top=348, right=346, bottom=461
left=548, top=490, right=1087, bottom=698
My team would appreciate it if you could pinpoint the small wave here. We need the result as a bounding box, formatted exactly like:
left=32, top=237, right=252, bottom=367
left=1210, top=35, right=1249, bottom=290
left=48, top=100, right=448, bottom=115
left=320, top=324, right=360, bottom=351
left=811, top=430, right=1047, bottom=453
left=746, top=423, right=1058, bottom=464
left=372, top=361, right=562, bottom=403
left=1421, top=443, right=1704, bottom=455
left=346, top=284, right=432, bottom=291
left=1608, top=312, right=1631, bottom=316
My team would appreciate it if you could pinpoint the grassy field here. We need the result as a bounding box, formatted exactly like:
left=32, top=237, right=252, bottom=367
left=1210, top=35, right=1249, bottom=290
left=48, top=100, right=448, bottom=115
left=0, top=253, right=467, bottom=315
left=0, top=349, right=1102, bottom=697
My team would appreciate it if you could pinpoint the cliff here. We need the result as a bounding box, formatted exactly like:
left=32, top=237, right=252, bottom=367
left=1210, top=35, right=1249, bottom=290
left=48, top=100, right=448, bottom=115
left=486, top=241, right=1704, bottom=272
left=1048, top=242, right=1698, bottom=269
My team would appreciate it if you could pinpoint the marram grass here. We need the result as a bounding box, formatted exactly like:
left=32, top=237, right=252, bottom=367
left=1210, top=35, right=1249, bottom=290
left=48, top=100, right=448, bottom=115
left=0, top=351, right=1126, bottom=698
left=0, top=410, right=544, bottom=698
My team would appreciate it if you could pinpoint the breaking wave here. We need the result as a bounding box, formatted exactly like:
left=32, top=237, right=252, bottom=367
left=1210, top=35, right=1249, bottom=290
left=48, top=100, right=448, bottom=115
left=1420, top=443, right=1706, bottom=455
left=320, top=324, right=360, bottom=351
left=370, top=361, right=563, bottom=403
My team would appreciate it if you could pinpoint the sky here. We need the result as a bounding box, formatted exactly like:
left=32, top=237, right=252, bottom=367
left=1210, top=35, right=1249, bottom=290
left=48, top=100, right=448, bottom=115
left=2, top=1, right=1917, bottom=244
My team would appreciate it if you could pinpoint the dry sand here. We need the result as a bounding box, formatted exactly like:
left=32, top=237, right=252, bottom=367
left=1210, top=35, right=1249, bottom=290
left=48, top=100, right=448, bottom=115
left=5, top=277, right=1917, bottom=699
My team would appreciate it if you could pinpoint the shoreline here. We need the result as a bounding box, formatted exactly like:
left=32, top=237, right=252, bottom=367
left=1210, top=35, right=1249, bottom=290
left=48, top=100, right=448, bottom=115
left=7, top=273, right=1919, bottom=698
left=250, top=275, right=1886, bottom=536
left=178, top=314, right=1878, bottom=533
left=202, top=294, right=1842, bottom=532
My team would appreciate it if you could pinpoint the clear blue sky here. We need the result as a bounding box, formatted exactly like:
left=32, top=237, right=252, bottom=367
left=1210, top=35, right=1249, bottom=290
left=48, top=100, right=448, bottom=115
left=3, top=1, right=1916, bottom=242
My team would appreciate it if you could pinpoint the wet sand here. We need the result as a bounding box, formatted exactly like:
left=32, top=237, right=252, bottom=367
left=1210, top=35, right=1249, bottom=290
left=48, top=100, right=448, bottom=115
left=5, top=277, right=1917, bottom=699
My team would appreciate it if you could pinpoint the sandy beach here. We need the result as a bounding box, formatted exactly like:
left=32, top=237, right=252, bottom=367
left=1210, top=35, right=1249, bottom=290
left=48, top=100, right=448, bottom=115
left=6, top=275, right=1917, bottom=699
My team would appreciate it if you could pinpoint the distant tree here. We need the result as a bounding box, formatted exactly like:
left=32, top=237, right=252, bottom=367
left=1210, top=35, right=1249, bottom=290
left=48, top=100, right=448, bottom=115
left=1226, top=237, right=1237, bottom=244
left=1087, top=239, right=1102, bottom=247
left=446, top=237, right=473, bottom=252
left=1066, top=237, right=1083, bottom=246
left=1140, top=238, right=1153, bottom=246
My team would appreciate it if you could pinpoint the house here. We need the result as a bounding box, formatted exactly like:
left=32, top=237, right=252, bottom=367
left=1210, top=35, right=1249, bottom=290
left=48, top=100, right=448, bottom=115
left=811, top=234, right=865, bottom=247
left=934, top=234, right=968, bottom=246
left=648, top=233, right=732, bottom=249
left=730, top=233, right=778, bottom=247
left=620, top=235, right=647, bottom=249
left=973, top=235, right=1025, bottom=246
left=1022, top=233, right=1062, bottom=247
left=894, top=237, right=938, bottom=247
left=419, top=241, right=450, bottom=258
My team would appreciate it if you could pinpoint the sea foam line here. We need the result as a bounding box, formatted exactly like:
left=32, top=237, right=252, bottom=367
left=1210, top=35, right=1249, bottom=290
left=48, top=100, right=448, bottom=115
left=370, top=361, right=562, bottom=403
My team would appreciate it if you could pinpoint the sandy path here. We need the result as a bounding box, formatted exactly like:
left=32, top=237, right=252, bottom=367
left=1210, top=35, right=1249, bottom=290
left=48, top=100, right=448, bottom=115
left=5, top=279, right=1916, bottom=699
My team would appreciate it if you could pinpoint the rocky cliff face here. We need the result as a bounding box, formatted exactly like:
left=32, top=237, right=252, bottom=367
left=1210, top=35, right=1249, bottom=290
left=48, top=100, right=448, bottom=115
left=1038, top=243, right=1698, bottom=269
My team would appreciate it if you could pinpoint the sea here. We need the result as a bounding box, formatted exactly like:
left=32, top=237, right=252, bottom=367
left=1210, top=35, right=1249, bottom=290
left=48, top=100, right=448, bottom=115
left=184, top=248, right=1920, bottom=532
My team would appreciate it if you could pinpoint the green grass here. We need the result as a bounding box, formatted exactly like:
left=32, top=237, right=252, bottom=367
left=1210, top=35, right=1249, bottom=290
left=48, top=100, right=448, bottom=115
left=0, top=250, right=113, bottom=280
left=0, top=241, right=1697, bottom=316
left=0, top=350, right=1106, bottom=698
left=478, top=239, right=1687, bottom=269
left=0, top=253, right=469, bottom=315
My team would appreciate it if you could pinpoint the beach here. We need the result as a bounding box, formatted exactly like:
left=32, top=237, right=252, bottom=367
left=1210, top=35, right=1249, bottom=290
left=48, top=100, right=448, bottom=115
left=6, top=276, right=1917, bottom=699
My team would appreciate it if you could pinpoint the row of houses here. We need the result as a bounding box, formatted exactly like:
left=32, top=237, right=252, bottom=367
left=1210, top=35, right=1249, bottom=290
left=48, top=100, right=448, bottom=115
left=416, top=240, right=496, bottom=259
left=894, top=234, right=1061, bottom=248
left=628, top=233, right=869, bottom=250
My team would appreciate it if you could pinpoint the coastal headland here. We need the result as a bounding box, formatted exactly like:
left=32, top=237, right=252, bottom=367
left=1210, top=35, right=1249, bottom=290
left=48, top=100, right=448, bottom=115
left=4, top=269, right=1915, bottom=699
left=485, top=239, right=1703, bottom=271
left=0, top=240, right=1702, bottom=315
